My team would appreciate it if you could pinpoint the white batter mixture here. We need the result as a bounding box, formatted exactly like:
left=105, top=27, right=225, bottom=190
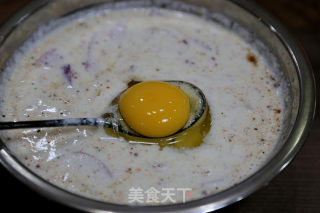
left=0, top=8, right=284, bottom=204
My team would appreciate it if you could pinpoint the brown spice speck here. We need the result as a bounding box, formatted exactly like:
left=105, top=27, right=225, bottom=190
left=274, top=109, right=282, bottom=114
left=246, top=53, right=258, bottom=67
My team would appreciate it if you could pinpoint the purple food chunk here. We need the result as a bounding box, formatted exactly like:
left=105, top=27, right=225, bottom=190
left=74, top=151, right=113, bottom=178
left=62, top=64, right=72, bottom=85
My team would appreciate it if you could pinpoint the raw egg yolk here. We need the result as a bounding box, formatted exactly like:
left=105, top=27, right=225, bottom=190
left=119, top=81, right=190, bottom=137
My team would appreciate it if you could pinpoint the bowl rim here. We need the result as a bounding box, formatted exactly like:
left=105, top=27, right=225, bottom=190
left=0, top=0, right=316, bottom=212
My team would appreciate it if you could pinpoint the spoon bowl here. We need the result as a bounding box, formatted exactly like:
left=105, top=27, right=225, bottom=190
left=0, top=80, right=207, bottom=139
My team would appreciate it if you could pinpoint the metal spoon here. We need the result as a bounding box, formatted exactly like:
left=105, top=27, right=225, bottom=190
left=0, top=81, right=207, bottom=138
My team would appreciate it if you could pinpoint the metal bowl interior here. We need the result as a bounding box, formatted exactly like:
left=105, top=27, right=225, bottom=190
left=0, top=0, right=315, bottom=212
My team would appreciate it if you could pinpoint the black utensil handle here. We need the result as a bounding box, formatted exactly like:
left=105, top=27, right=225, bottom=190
left=0, top=118, right=107, bottom=130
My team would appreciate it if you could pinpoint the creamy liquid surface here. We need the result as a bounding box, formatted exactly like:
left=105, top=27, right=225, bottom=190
left=0, top=8, right=284, bottom=204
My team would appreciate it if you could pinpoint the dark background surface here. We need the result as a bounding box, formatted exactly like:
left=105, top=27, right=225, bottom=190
left=0, top=0, right=319, bottom=212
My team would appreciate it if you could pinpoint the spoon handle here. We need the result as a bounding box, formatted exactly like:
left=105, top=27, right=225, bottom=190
left=0, top=118, right=109, bottom=130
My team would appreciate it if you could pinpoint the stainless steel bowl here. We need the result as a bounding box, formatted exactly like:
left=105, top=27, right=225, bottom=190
left=0, top=0, right=315, bottom=212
